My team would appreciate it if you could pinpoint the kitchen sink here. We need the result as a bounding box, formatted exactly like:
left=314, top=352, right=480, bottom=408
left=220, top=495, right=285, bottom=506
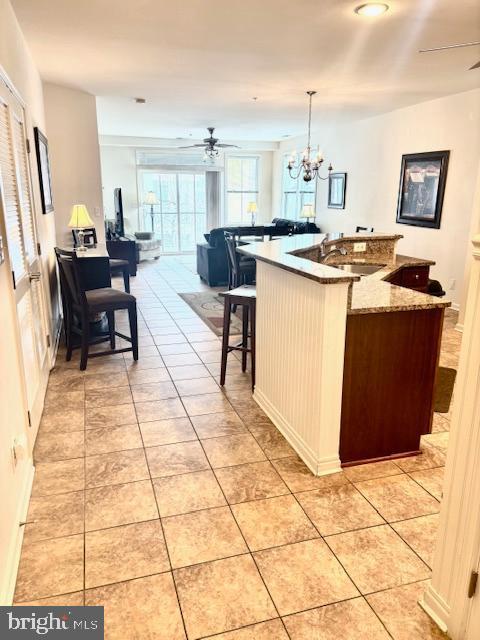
left=334, top=263, right=385, bottom=276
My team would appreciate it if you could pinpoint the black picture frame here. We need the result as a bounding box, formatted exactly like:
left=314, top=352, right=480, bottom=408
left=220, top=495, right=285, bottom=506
left=33, top=127, right=54, bottom=214
left=396, top=150, right=450, bottom=229
left=328, top=172, right=347, bottom=209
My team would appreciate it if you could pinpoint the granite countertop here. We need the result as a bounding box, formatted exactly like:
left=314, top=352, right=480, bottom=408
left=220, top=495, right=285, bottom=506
left=239, top=234, right=451, bottom=314
left=238, top=232, right=405, bottom=285
left=238, top=234, right=361, bottom=285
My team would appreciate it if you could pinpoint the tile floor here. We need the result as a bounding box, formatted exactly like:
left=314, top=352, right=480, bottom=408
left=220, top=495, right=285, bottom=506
left=14, top=255, right=459, bottom=639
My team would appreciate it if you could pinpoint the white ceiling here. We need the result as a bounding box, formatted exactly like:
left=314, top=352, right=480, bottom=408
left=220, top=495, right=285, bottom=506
left=11, top=0, right=480, bottom=141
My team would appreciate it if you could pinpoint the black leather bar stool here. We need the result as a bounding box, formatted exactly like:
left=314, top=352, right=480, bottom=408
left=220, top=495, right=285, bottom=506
left=219, top=285, right=256, bottom=391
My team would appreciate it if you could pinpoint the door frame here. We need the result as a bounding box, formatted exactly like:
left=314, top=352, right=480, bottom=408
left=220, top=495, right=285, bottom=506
left=0, top=67, right=50, bottom=437
left=136, top=167, right=208, bottom=254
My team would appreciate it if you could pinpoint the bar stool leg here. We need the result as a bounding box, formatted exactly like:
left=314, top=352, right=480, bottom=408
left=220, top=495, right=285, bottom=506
left=250, top=301, right=256, bottom=391
left=242, top=304, right=249, bottom=372
left=80, top=312, right=90, bottom=371
left=128, top=302, right=139, bottom=361
left=123, top=267, right=131, bottom=294
left=107, top=311, right=116, bottom=349
left=220, top=298, right=231, bottom=386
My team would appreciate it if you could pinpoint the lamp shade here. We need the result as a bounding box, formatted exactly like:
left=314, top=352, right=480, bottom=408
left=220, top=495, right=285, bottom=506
left=247, top=201, right=258, bottom=213
left=300, top=204, right=315, bottom=219
left=68, top=204, right=94, bottom=229
left=145, top=191, right=158, bottom=205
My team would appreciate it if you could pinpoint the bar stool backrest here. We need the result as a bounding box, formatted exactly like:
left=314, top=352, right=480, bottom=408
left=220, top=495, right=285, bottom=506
left=54, top=247, right=83, bottom=311
left=224, top=231, right=240, bottom=281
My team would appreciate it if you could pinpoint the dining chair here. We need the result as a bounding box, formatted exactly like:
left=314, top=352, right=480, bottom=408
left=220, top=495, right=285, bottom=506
left=55, top=247, right=138, bottom=370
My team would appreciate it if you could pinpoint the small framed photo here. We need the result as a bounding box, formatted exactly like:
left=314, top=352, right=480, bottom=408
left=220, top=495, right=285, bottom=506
left=328, top=172, right=347, bottom=209
left=396, top=151, right=449, bottom=229
left=34, top=127, right=54, bottom=214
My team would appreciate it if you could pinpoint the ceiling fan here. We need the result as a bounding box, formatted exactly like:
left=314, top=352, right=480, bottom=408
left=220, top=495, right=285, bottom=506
left=419, top=41, right=480, bottom=70
left=178, top=127, right=240, bottom=161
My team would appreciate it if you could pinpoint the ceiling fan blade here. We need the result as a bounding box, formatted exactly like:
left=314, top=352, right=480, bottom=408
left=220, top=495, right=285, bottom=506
left=419, top=41, right=480, bottom=53
left=470, top=60, right=480, bottom=70
left=216, top=143, right=241, bottom=148
left=177, top=144, right=207, bottom=149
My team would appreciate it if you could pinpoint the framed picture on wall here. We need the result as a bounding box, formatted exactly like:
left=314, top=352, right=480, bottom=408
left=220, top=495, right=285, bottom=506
left=328, top=172, right=347, bottom=209
left=396, top=150, right=450, bottom=229
left=34, top=127, right=54, bottom=214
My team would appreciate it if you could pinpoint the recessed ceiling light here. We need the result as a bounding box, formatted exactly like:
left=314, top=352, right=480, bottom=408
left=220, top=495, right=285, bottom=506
left=354, top=3, right=389, bottom=17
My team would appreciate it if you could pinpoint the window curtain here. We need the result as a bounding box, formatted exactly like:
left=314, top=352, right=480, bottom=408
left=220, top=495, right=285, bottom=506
left=206, top=170, right=221, bottom=230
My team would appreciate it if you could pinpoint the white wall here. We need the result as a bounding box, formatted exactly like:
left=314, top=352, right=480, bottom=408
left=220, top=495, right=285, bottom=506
left=99, top=137, right=277, bottom=236
left=100, top=144, right=138, bottom=231
left=273, top=89, right=480, bottom=308
left=44, top=82, right=104, bottom=246
left=0, top=0, right=54, bottom=603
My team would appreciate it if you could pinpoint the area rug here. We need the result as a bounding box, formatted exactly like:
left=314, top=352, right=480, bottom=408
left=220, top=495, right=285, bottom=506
left=179, top=291, right=243, bottom=336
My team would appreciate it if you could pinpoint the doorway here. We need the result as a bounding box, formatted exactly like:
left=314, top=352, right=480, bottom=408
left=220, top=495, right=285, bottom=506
left=0, top=76, right=50, bottom=434
left=138, top=170, right=207, bottom=253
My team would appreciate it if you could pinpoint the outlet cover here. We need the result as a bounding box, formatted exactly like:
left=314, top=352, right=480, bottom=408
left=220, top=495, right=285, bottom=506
left=353, top=242, right=366, bottom=252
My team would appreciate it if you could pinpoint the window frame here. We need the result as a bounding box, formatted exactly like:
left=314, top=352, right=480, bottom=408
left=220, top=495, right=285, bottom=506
left=281, top=152, right=317, bottom=220
left=224, top=154, right=260, bottom=226
left=136, top=167, right=207, bottom=254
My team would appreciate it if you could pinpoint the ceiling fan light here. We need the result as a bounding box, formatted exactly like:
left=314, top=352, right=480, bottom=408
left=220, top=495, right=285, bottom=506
left=354, top=3, right=389, bottom=17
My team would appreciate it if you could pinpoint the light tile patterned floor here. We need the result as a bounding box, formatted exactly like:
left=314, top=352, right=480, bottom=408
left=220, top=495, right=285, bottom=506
left=14, top=255, right=457, bottom=639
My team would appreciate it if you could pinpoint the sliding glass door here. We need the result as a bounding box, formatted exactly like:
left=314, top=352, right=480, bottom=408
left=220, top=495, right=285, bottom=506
left=139, top=171, right=206, bottom=253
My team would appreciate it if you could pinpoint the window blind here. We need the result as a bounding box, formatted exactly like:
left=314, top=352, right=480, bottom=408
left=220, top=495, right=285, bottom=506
left=13, top=113, right=35, bottom=261
left=0, top=97, right=26, bottom=281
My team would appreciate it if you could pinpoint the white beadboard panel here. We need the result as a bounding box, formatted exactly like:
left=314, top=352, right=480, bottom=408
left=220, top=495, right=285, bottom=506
left=253, top=261, right=350, bottom=475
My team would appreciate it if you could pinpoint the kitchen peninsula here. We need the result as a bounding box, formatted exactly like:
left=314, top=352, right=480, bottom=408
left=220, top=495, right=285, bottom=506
left=240, top=233, right=450, bottom=475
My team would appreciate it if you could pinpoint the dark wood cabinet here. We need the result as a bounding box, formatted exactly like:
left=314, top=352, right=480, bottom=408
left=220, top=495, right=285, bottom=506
left=385, top=265, right=429, bottom=293
left=340, top=307, right=444, bottom=466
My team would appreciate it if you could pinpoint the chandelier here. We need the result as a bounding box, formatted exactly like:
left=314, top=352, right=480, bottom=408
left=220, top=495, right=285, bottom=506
left=287, top=91, right=332, bottom=182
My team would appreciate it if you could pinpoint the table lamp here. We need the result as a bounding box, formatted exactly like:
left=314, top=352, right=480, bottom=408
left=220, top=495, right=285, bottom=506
left=300, top=204, right=315, bottom=224
left=247, top=201, right=258, bottom=226
left=145, top=191, right=158, bottom=231
left=68, top=204, right=94, bottom=251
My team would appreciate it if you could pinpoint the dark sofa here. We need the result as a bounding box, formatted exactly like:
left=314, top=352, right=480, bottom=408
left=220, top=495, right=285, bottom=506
left=196, top=218, right=320, bottom=286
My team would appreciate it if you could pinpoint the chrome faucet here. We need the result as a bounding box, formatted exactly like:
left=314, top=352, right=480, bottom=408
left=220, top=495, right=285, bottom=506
left=320, top=247, right=348, bottom=264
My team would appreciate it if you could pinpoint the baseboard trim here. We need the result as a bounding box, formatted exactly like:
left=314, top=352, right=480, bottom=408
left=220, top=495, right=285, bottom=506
left=419, top=583, right=450, bottom=634
left=253, top=388, right=342, bottom=477
left=1, top=462, right=34, bottom=605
